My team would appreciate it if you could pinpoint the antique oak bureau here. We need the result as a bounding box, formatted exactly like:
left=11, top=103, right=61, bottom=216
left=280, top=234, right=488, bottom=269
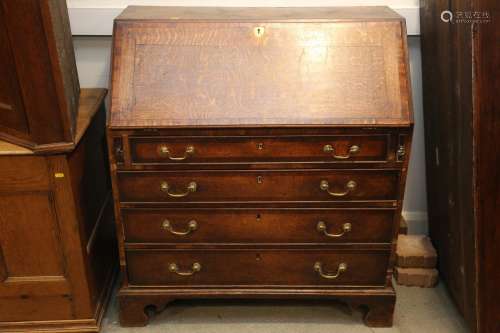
left=108, top=6, right=413, bottom=327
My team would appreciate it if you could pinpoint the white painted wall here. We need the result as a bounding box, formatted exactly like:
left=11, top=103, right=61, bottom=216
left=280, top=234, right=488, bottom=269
left=71, top=1, right=428, bottom=234
left=67, top=0, right=420, bottom=35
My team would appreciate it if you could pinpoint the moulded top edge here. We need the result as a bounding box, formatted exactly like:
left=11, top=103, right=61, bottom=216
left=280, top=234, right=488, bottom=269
left=115, top=6, right=404, bottom=23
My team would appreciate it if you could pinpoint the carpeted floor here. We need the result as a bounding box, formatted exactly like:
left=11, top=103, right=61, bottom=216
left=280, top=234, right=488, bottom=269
left=102, top=281, right=469, bottom=333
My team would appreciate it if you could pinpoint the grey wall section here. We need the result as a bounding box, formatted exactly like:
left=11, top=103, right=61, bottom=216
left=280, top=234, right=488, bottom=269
left=74, top=37, right=112, bottom=88
left=403, top=37, right=428, bottom=234
left=73, top=35, right=428, bottom=234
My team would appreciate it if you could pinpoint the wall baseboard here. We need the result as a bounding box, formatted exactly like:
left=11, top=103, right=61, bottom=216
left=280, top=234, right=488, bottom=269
left=402, top=211, right=428, bottom=235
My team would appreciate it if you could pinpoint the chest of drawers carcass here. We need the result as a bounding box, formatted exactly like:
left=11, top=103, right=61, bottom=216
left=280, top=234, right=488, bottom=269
left=108, top=6, right=413, bottom=327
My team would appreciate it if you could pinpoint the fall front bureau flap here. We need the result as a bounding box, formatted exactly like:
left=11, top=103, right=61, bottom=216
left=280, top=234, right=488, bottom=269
left=109, top=6, right=413, bottom=128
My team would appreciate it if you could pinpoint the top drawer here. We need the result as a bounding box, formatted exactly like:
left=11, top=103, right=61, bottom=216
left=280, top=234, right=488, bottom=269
left=129, top=135, right=389, bottom=164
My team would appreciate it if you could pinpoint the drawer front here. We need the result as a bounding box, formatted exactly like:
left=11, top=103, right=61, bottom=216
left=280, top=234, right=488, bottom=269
left=117, top=170, right=399, bottom=203
left=122, top=208, right=394, bottom=244
left=129, top=135, right=389, bottom=164
left=126, top=249, right=389, bottom=286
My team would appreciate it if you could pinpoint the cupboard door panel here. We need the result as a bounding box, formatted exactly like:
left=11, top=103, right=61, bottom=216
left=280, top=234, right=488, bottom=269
left=0, top=193, right=65, bottom=277
left=0, top=192, right=72, bottom=321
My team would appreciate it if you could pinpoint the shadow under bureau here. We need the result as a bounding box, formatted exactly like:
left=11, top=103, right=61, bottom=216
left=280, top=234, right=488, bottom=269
left=108, top=6, right=413, bottom=327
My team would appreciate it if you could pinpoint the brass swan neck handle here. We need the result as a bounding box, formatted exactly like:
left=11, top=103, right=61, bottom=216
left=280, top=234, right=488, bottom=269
left=169, top=262, right=201, bottom=276
left=160, top=181, right=197, bottom=198
left=314, top=262, right=347, bottom=280
left=316, top=221, right=352, bottom=238
left=162, top=219, right=198, bottom=236
left=158, top=145, right=195, bottom=161
left=320, top=180, right=357, bottom=197
left=323, top=144, right=360, bottom=159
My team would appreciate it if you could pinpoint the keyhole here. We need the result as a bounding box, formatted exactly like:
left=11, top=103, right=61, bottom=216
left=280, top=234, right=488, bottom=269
left=257, top=142, right=264, bottom=150
left=254, top=26, right=265, bottom=37
left=256, top=213, right=261, bottom=221
left=256, top=253, right=262, bottom=261
left=257, top=176, right=263, bottom=184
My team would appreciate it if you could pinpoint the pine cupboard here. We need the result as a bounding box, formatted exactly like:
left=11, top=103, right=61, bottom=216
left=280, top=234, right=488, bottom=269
left=0, top=89, right=117, bottom=332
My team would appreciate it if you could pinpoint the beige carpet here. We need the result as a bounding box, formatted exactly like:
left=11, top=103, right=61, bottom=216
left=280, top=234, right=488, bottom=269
left=102, top=282, right=469, bottom=333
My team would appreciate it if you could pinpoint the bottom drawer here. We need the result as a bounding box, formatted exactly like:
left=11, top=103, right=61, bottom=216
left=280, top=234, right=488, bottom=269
left=126, top=249, right=389, bottom=287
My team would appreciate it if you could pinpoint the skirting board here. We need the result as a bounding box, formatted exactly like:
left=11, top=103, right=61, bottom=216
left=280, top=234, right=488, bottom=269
left=402, top=211, right=428, bottom=235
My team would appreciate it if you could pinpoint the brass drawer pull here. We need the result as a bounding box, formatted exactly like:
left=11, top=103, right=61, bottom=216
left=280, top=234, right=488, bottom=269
left=162, top=219, right=198, bottom=236
left=168, top=262, right=201, bottom=276
left=317, top=221, right=352, bottom=238
left=323, top=144, right=360, bottom=159
left=314, top=262, right=347, bottom=280
left=158, top=145, right=195, bottom=161
left=320, top=180, right=357, bottom=197
left=160, top=181, right=197, bottom=198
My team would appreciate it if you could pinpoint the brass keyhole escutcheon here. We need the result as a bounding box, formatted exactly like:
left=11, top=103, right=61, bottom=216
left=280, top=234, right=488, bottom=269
left=397, top=145, right=406, bottom=161
left=254, top=26, right=265, bottom=37
left=257, top=142, right=264, bottom=150
left=257, top=176, right=264, bottom=184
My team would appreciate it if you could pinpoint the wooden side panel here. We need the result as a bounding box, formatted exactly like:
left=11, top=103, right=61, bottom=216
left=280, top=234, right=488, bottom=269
left=0, top=0, right=79, bottom=147
left=0, top=0, right=65, bottom=143
left=451, top=0, right=476, bottom=327
left=420, top=0, right=469, bottom=319
left=46, top=0, right=80, bottom=137
left=0, top=8, right=29, bottom=137
left=421, top=0, right=500, bottom=332
left=67, top=103, right=117, bottom=311
left=68, top=106, right=110, bottom=242
left=46, top=155, right=94, bottom=319
left=474, top=1, right=500, bottom=332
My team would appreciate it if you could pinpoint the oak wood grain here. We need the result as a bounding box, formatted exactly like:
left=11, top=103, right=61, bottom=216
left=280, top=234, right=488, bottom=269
left=130, top=135, right=389, bottom=164
left=0, top=91, right=117, bottom=331
left=117, top=169, right=399, bottom=203
left=110, top=8, right=412, bottom=127
left=0, top=0, right=79, bottom=149
left=0, top=89, right=106, bottom=155
left=126, top=248, right=390, bottom=286
left=122, top=208, right=395, bottom=244
left=109, top=6, right=413, bottom=328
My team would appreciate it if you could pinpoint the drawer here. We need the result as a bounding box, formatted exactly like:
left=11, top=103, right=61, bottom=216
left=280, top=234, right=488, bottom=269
left=126, top=249, right=389, bottom=286
left=122, top=208, right=395, bottom=244
left=129, top=135, right=389, bottom=164
left=117, top=169, right=399, bottom=203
